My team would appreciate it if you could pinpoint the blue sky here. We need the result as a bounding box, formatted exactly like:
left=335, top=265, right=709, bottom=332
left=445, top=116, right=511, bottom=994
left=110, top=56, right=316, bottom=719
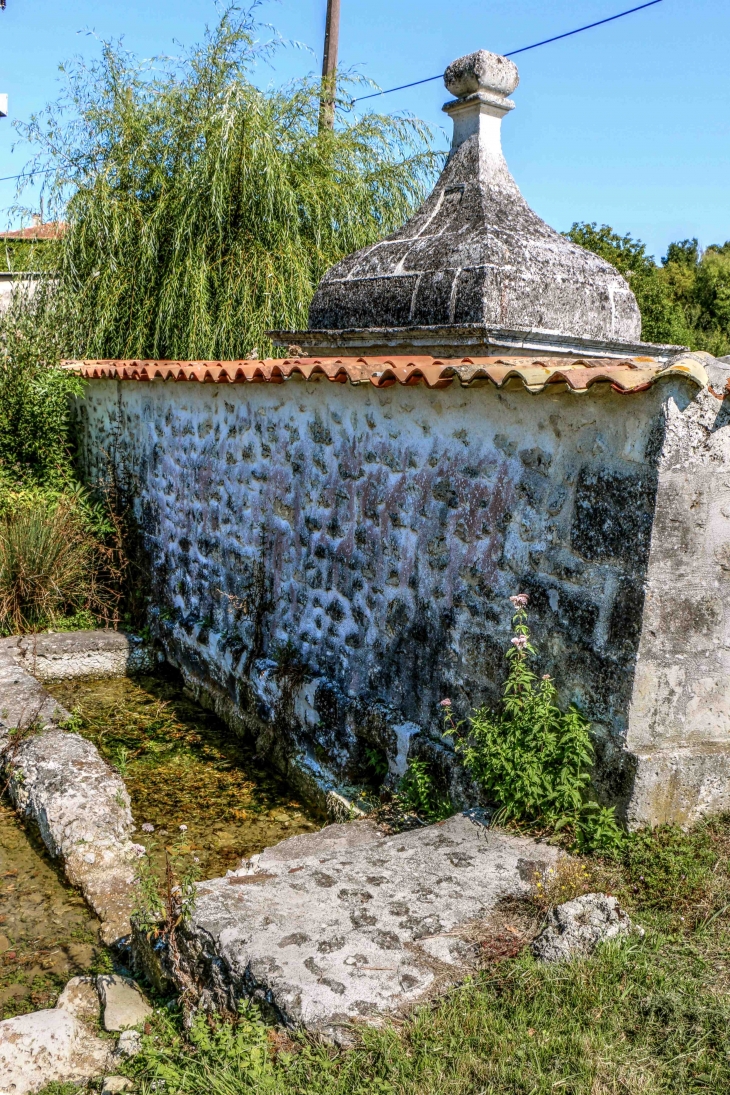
left=0, top=0, right=728, bottom=260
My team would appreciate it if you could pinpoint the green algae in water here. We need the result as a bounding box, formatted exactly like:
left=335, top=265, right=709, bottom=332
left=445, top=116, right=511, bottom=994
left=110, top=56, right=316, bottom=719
left=47, top=669, right=323, bottom=881
left=0, top=801, right=103, bottom=1020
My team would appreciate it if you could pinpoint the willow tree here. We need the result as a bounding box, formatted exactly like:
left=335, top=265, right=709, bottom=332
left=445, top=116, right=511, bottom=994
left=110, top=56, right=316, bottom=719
left=18, top=6, right=439, bottom=360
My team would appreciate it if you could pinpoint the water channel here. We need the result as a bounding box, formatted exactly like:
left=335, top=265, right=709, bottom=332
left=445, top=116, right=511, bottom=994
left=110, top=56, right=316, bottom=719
left=0, top=666, right=324, bottom=1019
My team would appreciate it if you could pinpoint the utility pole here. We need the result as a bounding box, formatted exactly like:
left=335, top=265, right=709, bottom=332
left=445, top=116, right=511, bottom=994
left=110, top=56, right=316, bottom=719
left=319, top=0, right=340, bottom=132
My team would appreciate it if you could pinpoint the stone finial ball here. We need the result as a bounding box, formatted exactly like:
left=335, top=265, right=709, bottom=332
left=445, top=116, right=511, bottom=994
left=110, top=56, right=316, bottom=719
left=444, top=50, right=519, bottom=99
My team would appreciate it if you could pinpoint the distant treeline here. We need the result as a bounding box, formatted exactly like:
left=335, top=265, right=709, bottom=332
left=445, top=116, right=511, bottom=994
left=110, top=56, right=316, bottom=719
left=567, top=223, right=730, bottom=356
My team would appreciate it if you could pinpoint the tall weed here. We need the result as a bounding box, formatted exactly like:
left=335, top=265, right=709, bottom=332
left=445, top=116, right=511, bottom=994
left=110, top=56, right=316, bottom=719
left=397, top=757, right=452, bottom=823
left=445, top=595, right=624, bottom=854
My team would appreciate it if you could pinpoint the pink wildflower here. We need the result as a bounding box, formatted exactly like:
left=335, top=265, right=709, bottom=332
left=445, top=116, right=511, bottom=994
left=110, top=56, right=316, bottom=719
left=509, top=593, right=529, bottom=608
left=511, top=635, right=528, bottom=649
left=141, top=822, right=155, bottom=833
left=179, top=824, right=188, bottom=832
left=542, top=674, right=551, bottom=681
left=130, top=843, right=146, bottom=858
left=439, top=698, right=452, bottom=707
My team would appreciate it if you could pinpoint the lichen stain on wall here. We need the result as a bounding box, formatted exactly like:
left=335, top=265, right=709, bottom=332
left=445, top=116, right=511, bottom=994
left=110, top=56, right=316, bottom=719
left=79, top=376, right=669, bottom=799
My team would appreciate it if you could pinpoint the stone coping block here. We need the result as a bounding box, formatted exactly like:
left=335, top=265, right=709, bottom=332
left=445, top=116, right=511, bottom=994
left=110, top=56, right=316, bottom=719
left=8, top=629, right=157, bottom=682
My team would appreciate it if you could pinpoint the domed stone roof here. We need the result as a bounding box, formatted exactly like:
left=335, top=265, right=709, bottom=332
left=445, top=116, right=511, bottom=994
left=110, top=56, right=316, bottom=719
left=307, top=50, right=642, bottom=344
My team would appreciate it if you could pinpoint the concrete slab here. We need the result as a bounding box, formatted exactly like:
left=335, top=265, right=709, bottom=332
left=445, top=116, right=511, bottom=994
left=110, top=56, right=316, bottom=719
left=178, top=813, right=560, bottom=1041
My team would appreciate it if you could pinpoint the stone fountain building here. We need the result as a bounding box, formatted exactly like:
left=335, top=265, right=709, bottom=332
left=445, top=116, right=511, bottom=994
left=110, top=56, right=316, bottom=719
left=70, top=50, right=730, bottom=828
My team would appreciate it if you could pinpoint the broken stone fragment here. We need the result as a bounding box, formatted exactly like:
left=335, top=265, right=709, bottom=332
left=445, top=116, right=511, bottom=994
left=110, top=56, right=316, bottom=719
left=531, top=893, right=643, bottom=963
left=0, top=976, right=110, bottom=1095
left=98, top=974, right=153, bottom=1031
left=102, top=1077, right=133, bottom=1095
left=115, top=1028, right=143, bottom=1058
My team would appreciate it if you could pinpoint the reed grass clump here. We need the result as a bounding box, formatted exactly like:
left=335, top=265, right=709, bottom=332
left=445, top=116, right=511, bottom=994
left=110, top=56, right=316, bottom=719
left=0, top=498, right=99, bottom=632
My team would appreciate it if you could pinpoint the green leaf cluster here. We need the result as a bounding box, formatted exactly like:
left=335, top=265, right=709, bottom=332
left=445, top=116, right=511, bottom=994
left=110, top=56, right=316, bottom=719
left=17, top=5, right=440, bottom=361
left=566, top=222, right=730, bottom=355
left=397, top=757, right=452, bottom=823
left=449, top=601, right=624, bottom=854
left=0, top=287, right=81, bottom=494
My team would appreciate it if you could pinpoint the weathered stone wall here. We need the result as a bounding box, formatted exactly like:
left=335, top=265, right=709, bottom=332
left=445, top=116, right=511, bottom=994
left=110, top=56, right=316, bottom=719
left=627, top=388, right=730, bottom=825
left=76, top=373, right=714, bottom=818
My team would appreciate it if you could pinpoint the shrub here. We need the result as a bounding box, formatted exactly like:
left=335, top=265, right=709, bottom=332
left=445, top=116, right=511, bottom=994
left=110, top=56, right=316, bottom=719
left=0, top=497, right=107, bottom=633
left=397, top=757, right=452, bottom=823
left=445, top=595, right=624, bottom=855
left=0, top=285, right=82, bottom=492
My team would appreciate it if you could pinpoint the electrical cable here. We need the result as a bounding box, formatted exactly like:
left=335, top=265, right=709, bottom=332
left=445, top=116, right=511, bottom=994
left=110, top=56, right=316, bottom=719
left=0, top=0, right=669, bottom=180
left=0, top=170, right=52, bottom=184
left=350, top=0, right=666, bottom=105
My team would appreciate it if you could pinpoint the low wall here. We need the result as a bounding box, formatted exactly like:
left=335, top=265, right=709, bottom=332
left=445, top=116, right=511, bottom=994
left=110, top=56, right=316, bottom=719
left=74, top=359, right=730, bottom=825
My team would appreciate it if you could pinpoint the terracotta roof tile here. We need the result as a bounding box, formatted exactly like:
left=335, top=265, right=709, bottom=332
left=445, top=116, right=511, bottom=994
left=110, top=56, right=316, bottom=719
left=0, top=221, right=66, bottom=241
left=62, top=354, right=714, bottom=395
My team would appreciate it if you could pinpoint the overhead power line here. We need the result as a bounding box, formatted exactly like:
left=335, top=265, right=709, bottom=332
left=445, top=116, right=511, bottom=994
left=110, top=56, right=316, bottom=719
left=0, top=169, right=53, bottom=184
left=350, top=0, right=666, bottom=105
left=0, top=0, right=668, bottom=181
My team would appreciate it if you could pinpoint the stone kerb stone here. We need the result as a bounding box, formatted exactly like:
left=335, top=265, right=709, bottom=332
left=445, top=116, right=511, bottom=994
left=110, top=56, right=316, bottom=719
left=0, top=632, right=153, bottom=943
left=11, top=629, right=157, bottom=682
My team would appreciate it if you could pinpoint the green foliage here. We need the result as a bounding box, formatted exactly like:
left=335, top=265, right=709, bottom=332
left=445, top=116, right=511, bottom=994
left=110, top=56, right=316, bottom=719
left=567, top=221, right=730, bottom=354
left=133, top=827, right=201, bottom=936
left=0, top=289, right=81, bottom=492
left=126, top=1005, right=277, bottom=1091
left=447, top=597, right=624, bottom=855
left=623, top=822, right=719, bottom=915
left=0, top=497, right=106, bottom=634
left=362, top=745, right=389, bottom=787
left=18, top=5, right=439, bottom=361
left=0, top=236, right=61, bottom=275
left=397, top=757, right=452, bottom=823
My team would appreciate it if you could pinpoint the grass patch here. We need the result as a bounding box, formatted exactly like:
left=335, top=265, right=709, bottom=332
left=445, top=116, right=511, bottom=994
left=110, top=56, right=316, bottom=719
left=124, top=817, right=730, bottom=1094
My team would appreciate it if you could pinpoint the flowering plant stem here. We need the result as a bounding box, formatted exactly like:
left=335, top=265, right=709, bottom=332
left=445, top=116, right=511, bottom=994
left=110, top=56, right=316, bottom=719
left=445, top=595, right=624, bottom=855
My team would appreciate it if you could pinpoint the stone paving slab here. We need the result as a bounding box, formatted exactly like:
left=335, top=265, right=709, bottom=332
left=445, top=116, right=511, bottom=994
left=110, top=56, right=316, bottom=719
left=179, top=813, right=561, bottom=1041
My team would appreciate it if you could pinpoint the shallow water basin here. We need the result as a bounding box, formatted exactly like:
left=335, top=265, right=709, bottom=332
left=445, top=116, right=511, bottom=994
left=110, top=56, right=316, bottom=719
left=0, top=800, right=102, bottom=1019
left=47, top=668, right=324, bottom=880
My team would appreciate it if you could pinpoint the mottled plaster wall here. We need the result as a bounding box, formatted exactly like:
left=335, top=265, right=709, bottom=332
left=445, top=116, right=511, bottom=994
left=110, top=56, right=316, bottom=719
left=77, top=376, right=692, bottom=813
